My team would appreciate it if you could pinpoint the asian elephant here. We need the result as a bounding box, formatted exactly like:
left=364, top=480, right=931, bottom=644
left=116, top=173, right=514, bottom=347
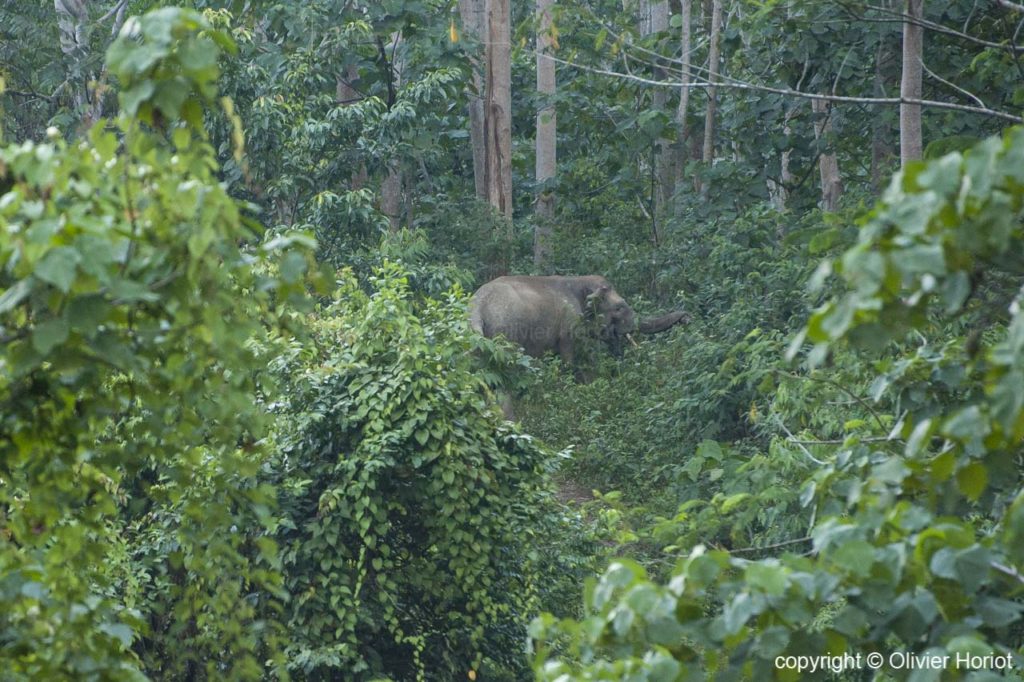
left=470, top=275, right=684, bottom=371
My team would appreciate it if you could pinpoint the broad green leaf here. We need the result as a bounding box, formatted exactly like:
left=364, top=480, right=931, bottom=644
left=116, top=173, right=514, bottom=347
left=35, top=246, right=81, bottom=293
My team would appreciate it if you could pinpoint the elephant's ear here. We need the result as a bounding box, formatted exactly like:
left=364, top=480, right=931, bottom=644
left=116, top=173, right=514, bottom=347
left=584, top=284, right=611, bottom=318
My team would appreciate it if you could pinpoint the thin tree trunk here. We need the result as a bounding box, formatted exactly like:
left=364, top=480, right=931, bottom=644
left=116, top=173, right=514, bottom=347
left=701, top=0, right=722, bottom=195
left=55, top=0, right=91, bottom=126
left=811, top=97, right=843, bottom=211
left=872, top=13, right=896, bottom=188
left=381, top=164, right=402, bottom=232
left=644, top=0, right=671, bottom=223
left=900, top=0, right=924, bottom=165
left=380, top=32, right=404, bottom=231
left=459, top=0, right=487, bottom=199
left=534, top=0, right=556, bottom=270
left=768, top=107, right=794, bottom=212
left=484, top=0, right=513, bottom=222
left=337, top=63, right=368, bottom=191
left=674, top=0, right=692, bottom=215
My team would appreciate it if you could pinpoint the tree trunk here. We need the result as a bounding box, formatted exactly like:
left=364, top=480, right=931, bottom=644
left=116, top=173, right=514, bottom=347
left=380, top=32, right=405, bottom=231
left=381, top=164, right=403, bottom=232
left=900, top=0, right=924, bottom=165
left=767, top=107, right=794, bottom=212
left=534, top=0, right=556, bottom=270
left=811, top=97, right=843, bottom=211
left=485, top=0, right=513, bottom=224
left=337, top=63, right=369, bottom=191
left=701, top=0, right=722, bottom=195
left=642, top=0, right=671, bottom=223
left=872, top=18, right=896, bottom=189
left=459, top=0, right=487, bottom=199
left=54, top=0, right=91, bottom=127
left=673, top=0, right=692, bottom=215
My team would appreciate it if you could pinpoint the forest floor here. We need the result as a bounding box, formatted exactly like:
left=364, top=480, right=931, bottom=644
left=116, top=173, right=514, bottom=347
left=554, top=476, right=593, bottom=505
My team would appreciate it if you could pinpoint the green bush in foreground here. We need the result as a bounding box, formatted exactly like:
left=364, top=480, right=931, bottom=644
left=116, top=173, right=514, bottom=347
left=0, top=8, right=318, bottom=679
left=264, top=267, right=554, bottom=680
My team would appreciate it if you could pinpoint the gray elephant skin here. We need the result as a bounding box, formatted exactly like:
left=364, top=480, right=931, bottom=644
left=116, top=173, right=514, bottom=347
left=469, top=275, right=637, bottom=369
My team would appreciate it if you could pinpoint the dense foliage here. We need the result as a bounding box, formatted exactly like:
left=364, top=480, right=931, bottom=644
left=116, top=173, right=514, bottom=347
left=3, top=0, right=1024, bottom=680
left=531, top=127, right=1024, bottom=680
left=264, top=268, right=555, bottom=679
left=0, top=9, right=311, bottom=677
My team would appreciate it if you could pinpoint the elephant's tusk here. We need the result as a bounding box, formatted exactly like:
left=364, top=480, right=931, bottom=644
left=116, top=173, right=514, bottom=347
left=627, top=333, right=639, bottom=348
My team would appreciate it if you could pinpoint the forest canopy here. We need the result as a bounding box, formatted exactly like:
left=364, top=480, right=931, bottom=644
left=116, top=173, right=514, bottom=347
left=2, top=1, right=1024, bottom=680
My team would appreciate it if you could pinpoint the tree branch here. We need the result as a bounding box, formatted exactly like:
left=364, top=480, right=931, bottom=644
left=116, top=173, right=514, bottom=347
left=920, top=56, right=985, bottom=108
left=540, top=51, right=1024, bottom=124
left=848, top=2, right=1020, bottom=51
left=728, top=536, right=813, bottom=554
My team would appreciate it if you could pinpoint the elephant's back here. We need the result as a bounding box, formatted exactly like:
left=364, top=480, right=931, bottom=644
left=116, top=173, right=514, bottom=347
left=469, top=277, right=578, bottom=355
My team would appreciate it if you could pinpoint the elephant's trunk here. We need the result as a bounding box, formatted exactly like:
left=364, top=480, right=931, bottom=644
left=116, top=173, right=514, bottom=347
left=637, top=311, right=690, bottom=335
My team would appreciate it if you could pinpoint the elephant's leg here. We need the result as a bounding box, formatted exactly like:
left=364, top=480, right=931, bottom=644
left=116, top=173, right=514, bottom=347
left=499, top=392, right=516, bottom=421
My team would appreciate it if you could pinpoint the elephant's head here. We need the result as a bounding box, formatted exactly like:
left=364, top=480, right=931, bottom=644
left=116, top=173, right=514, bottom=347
left=586, top=282, right=636, bottom=357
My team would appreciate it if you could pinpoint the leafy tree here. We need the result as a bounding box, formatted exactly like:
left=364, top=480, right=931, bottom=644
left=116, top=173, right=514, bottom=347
left=0, top=8, right=314, bottom=678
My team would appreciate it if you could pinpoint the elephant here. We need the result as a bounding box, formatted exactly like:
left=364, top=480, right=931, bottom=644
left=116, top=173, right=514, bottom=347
left=469, top=275, right=687, bottom=373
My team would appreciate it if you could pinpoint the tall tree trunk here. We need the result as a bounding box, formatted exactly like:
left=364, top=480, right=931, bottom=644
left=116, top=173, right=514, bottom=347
left=380, top=32, right=404, bottom=231
left=673, top=0, right=692, bottom=216
left=767, top=107, right=795, bottom=212
left=642, top=0, right=671, bottom=225
left=380, top=164, right=403, bottom=232
left=485, top=0, right=513, bottom=222
left=55, top=0, right=92, bottom=127
left=534, top=0, right=556, bottom=270
left=811, top=98, right=843, bottom=211
left=872, top=13, right=897, bottom=189
left=900, top=0, right=924, bottom=165
left=337, top=63, right=369, bottom=191
left=459, top=0, right=487, bottom=199
left=700, top=0, right=722, bottom=195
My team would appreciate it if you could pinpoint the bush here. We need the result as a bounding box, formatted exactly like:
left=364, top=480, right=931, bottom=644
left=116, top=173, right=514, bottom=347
left=264, top=266, right=557, bottom=680
left=531, top=127, right=1024, bottom=680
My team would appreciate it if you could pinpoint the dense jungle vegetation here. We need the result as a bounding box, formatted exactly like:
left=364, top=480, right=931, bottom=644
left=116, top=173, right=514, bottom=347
left=2, top=1, right=1024, bottom=680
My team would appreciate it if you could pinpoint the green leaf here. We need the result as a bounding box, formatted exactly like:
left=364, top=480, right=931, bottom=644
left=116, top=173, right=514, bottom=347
left=899, top=244, right=946, bottom=276
left=956, top=462, right=988, bottom=501
left=721, top=592, right=760, bottom=635
left=745, top=562, right=787, bottom=596
left=0, top=278, right=32, bottom=314
left=696, top=440, right=725, bottom=462
left=35, top=247, right=81, bottom=293
left=98, top=622, right=134, bottom=648
left=975, top=597, right=1023, bottom=627
left=720, top=492, right=749, bottom=513
left=32, top=317, right=69, bottom=355
left=831, top=539, right=875, bottom=577
left=66, top=295, right=111, bottom=335
left=120, top=81, right=156, bottom=116
left=153, top=78, right=190, bottom=120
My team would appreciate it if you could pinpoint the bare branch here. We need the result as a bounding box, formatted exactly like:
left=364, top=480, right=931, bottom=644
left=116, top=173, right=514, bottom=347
left=772, top=416, right=827, bottom=466
left=728, top=536, right=813, bottom=554
left=851, top=2, right=1019, bottom=51
left=920, top=56, right=985, bottom=108
left=997, top=0, right=1024, bottom=13
left=991, top=560, right=1024, bottom=585
left=788, top=437, right=899, bottom=445
left=95, top=0, right=127, bottom=25
left=540, top=51, right=1024, bottom=124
